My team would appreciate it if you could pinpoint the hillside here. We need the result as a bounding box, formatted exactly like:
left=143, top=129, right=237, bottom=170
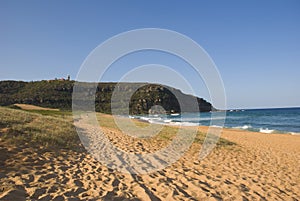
left=0, top=80, right=214, bottom=114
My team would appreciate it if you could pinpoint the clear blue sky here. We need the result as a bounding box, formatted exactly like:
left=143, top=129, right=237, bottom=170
left=1, top=0, right=299, bottom=109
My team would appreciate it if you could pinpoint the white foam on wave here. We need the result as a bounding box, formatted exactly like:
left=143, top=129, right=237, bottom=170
left=233, top=125, right=252, bottom=130
left=259, top=128, right=274, bottom=134
left=139, top=116, right=148, bottom=120
left=179, top=117, right=225, bottom=121
left=289, top=132, right=300, bottom=135
left=134, top=115, right=201, bottom=127
left=169, top=121, right=199, bottom=126
left=132, top=115, right=225, bottom=128
left=210, top=125, right=223, bottom=128
left=140, top=116, right=162, bottom=121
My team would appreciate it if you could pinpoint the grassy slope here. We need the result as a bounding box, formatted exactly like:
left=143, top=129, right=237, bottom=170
left=0, top=107, right=79, bottom=150
left=0, top=107, right=234, bottom=152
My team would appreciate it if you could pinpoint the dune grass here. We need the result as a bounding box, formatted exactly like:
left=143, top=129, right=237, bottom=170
left=0, top=107, right=80, bottom=150
left=22, top=109, right=72, bottom=117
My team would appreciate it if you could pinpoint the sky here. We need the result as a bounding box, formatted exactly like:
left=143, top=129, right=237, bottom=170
left=0, top=0, right=299, bottom=109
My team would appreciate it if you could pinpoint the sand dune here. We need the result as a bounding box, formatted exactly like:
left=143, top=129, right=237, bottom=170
left=14, top=104, right=60, bottom=111
left=0, top=124, right=299, bottom=200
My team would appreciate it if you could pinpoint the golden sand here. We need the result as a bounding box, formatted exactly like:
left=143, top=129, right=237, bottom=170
left=0, top=125, right=299, bottom=200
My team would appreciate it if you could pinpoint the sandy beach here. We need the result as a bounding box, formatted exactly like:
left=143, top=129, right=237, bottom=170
left=1, top=119, right=299, bottom=201
left=1, top=0, right=300, bottom=200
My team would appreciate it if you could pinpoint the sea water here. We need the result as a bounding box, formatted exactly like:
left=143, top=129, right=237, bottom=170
left=130, top=107, right=300, bottom=134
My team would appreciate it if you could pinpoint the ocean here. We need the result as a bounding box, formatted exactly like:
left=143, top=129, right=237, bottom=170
left=130, top=107, right=300, bottom=134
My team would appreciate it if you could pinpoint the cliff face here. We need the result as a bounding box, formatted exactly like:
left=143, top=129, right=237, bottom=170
left=0, top=80, right=214, bottom=114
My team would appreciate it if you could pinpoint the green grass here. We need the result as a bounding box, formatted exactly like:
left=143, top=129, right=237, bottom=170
left=23, top=109, right=72, bottom=117
left=0, top=107, right=80, bottom=150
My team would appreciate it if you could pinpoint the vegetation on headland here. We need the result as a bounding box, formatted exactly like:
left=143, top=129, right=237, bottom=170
left=0, top=80, right=214, bottom=114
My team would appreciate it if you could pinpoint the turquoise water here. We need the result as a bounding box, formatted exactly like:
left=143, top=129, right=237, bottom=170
left=131, top=107, right=300, bottom=134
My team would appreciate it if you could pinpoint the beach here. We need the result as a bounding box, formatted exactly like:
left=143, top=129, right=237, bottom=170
left=1, top=121, right=299, bottom=201
left=1, top=0, right=299, bottom=200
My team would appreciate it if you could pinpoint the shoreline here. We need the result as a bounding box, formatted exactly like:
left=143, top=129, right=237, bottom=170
left=133, top=116, right=300, bottom=136
left=130, top=107, right=300, bottom=135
